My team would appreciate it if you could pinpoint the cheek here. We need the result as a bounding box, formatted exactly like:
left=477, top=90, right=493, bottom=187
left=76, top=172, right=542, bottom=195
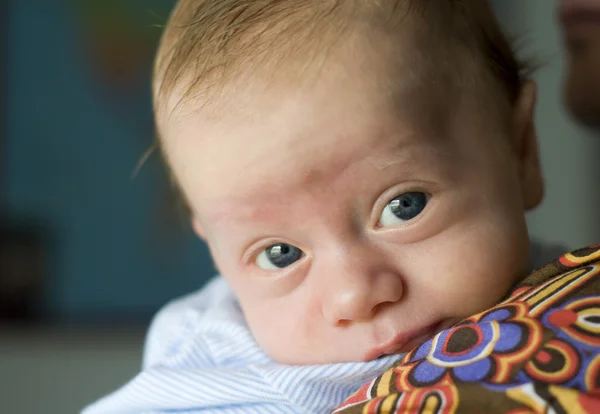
left=236, top=290, right=324, bottom=363
left=406, top=206, right=530, bottom=317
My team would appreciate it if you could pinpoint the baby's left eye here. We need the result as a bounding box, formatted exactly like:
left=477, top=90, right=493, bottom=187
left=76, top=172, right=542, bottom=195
left=256, top=243, right=304, bottom=270
left=379, top=192, right=428, bottom=227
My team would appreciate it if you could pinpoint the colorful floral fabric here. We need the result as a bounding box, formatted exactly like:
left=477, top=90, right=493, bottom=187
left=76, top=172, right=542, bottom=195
left=335, top=246, right=600, bottom=413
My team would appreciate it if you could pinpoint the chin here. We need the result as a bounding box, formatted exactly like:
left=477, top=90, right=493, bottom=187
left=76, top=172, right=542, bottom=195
left=265, top=346, right=339, bottom=366
left=568, top=104, right=600, bottom=131
left=564, top=87, right=600, bottom=130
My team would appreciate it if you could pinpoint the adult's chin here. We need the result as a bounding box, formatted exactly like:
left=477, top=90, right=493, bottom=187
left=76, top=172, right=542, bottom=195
left=563, top=76, right=600, bottom=131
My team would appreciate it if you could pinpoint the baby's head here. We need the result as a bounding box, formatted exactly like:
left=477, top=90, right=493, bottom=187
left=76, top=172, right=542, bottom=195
left=154, top=0, right=543, bottom=365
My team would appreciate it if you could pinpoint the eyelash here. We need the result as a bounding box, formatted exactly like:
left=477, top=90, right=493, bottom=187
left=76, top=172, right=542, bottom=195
left=372, top=186, right=431, bottom=227
left=243, top=238, right=302, bottom=265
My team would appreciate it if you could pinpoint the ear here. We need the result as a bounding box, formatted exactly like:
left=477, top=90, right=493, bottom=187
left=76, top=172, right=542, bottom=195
left=192, top=217, right=206, bottom=240
left=512, top=80, right=544, bottom=211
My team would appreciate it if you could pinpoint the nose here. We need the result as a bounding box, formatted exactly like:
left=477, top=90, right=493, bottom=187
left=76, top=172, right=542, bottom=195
left=320, top=244, right=404, bottom=325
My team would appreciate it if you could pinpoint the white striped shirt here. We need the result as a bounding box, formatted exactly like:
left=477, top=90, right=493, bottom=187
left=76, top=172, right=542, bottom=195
left=82, top=277, right=399, bottom=414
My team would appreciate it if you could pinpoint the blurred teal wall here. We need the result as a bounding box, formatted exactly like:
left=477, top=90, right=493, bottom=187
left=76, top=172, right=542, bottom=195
left=5, top=0, right=215, bottom=321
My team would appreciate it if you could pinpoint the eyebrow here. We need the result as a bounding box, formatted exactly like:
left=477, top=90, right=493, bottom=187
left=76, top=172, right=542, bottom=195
left=200, top=195, right=291, bottom=226
left=201, top=130, right=449, bottom=225
left=368, top=137, right=445, bottom=171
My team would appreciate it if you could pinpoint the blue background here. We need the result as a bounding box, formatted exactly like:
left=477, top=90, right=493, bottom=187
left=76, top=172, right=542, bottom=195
left=4, top=0, right=214, bottom=321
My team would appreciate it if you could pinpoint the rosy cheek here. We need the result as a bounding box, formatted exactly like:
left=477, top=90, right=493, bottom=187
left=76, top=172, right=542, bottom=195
left=245, top=298, right=316, bottom=363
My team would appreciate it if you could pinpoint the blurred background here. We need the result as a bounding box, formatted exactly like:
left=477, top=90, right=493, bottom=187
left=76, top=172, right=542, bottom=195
left=1, top=1, right=600, bottom=413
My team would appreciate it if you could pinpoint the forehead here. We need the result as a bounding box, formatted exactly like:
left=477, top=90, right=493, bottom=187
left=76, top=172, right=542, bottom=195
left=164, top=72, right=450, bottom=201
left=158, top=32, right=497, bottom=216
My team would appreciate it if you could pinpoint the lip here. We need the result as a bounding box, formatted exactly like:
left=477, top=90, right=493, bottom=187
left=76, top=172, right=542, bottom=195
left=363, top=321, right=442, bottom=361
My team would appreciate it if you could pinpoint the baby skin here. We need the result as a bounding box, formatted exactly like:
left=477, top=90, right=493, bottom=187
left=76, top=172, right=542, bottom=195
left=157, top=22, right=544, bottom=365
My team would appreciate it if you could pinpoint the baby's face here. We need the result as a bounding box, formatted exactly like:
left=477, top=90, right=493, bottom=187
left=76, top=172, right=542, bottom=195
left=160, top=50, right=541, bottom=365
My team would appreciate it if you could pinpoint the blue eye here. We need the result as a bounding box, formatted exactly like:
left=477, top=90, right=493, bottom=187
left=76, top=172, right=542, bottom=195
left=379, top=192, right=428, bottom=227
left=256, top=243, right=303, bottom=270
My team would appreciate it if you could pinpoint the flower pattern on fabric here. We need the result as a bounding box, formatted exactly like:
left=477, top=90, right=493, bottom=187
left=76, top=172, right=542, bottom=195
left=336, top=246, right=600, bottom=414
left=402, top=302, right=543, bottom=388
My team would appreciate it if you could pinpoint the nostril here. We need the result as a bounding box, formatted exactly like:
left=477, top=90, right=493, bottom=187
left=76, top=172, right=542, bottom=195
left=337, top=319, right=351, bottom=328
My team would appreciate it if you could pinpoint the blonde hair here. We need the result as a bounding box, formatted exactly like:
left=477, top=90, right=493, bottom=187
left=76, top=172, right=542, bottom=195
left=152, top=0, right=532, bottom=216
left=153, top=0, right=530, bottom=115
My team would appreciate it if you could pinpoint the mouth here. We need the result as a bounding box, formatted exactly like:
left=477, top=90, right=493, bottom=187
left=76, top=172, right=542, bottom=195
left=363, top=321, right=444, bottom=362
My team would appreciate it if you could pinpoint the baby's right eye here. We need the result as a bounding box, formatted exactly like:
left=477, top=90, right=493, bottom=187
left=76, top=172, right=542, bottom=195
left=256, top=243, right=304, bottom=270
left=379, top=191, right=428, bottom=227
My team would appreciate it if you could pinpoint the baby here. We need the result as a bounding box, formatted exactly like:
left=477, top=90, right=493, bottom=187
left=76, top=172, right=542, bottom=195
left=84, top=1, right=559, bottom=413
